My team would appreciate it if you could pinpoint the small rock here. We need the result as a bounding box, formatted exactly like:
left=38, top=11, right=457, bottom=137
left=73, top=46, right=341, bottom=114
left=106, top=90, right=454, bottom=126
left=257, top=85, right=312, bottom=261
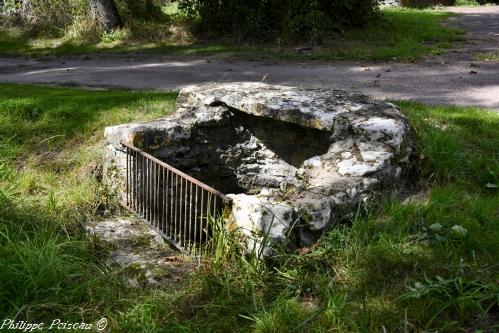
left=296, top=47, right=313, bottom=53
left=450, top=225, right=468, bottom=237
left=469, top=70, right=478, bottom=75
left=429, top=223, right=443, bottom=233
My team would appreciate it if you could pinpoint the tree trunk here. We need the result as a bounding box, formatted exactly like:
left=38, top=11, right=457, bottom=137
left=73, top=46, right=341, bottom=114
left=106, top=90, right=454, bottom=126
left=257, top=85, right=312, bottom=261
left=89, top=0, right=121, bottom=31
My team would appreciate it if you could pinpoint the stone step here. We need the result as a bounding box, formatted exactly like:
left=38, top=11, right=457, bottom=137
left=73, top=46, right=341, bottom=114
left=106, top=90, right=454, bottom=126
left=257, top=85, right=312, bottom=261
left=86, top=217, right=195, bottom=287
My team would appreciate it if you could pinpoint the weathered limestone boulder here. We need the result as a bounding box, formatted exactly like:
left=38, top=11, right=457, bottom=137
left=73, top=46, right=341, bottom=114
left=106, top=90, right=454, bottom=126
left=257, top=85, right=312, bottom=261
left=378, top=0, right=401, bottom=7
left=228, top=192, right=295, bottom=257
left=104, top=82, right=414, bottom=255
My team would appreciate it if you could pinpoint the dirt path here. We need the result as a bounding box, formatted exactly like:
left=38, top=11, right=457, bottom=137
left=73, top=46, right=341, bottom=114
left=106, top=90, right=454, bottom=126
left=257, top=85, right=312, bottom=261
left=0, top=6, right=498, bottom=109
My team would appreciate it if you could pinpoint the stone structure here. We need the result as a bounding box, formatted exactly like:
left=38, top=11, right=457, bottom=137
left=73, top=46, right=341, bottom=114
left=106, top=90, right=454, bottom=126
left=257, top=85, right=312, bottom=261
left=378, top=0, right=401, bottom=7
left=87, top=218, right=194, bottom=286
left=104, top=83, right=414, bottom=256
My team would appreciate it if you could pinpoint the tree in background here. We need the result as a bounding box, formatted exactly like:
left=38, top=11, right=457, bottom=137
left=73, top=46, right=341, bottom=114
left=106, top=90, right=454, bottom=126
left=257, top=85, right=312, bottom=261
left=89, top=0, right=121, bottom=31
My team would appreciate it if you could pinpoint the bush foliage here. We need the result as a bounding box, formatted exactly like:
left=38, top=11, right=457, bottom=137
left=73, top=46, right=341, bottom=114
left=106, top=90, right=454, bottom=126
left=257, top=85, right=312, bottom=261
left=3, top=0, right=167, bottom=37
left=178, top=0, right=380, bottom=41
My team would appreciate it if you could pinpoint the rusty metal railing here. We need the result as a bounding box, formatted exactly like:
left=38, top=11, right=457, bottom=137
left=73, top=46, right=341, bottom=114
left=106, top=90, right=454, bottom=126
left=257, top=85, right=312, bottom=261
left=120, top=141, right=232, bottom=254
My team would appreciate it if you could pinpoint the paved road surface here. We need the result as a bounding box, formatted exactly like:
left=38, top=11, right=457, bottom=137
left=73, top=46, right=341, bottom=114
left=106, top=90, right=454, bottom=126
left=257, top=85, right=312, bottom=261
left=0, top=6, right=498, bottom=109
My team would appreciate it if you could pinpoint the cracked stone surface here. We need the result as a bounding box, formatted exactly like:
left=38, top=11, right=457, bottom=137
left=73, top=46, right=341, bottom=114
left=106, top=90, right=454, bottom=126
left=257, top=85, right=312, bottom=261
left=87, top=218, right=195, bottom=286
left=104, top=82, right=414, bottom=255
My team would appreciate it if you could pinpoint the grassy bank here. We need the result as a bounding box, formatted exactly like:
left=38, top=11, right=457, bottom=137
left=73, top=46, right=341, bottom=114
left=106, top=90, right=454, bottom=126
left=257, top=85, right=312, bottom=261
left=0, top=8, right=464, bottom=61
left=0, top=84, right=497, bottom=332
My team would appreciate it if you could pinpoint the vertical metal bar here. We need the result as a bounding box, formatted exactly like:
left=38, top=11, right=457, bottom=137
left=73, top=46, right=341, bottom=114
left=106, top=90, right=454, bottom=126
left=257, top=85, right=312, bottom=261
left=153, top=163, right=159, bottom=227
left=214, top=196, right=218, bottom=219
left=138, top=153, right=141, bottom=215
left=183, top=179, right=188, bottom=249
left=149, top=158, right=153, bottom=224
left=142, top=156, right=146, bottom=218
left=212, top=195, right=218, bottom=243
left=133, top=151, right=137, bottom=212
left=158, top=164, right=162, bottom=230
left=194, top=185, right=198, bottom=250
left=146, top=156, right=149, bottom=220
left=145, top=158, right=149, bottom=221
left=158, top=165, right=161, bottom=230
left=135, top=152, right=138, bottom=214
left=206, top=193, right=211, bottom=245
left=152, top=160, right=155, bottom=225
left=151, top=161, right=155, bottom=226
left=171, top=172, right=175, bottom=241
left=142, top=155, right=145, bottom=218
left=147, top=157, right=150, bottom=221
left=161, top=166, right=165, bottom=234
left=131, top=150, right=134, bottom=211
left=138, top=155, right=145, bottom=216
left=175, top=174, right=179, bottom=243
left=149, top=159, right=153, bottom=223
left=150, top=160, right=153, bottom=225
left=131, top=149, right=133, bottom=208
left=167, top=169, right=170, bottom=238
left=166, top=169, right=170, bottom=236
left=179, top=177, right=184, bottom=247
left=200, top=189, right=204, bottom=244
left=136, top=152, right=139, bottom=213
left=188, top=181, right=193, bottom=251
left=181, top=178, right=185, bottom=248
left=125, top=147, right=129, bottom=206
left=147, top=159, right=154, bottom=226
left=141, top=154, right=144, bottom=217
left=157, top=163, right=160, bottom=229
left=176, top=175, right=180, bottom=244
left=135, top=151, right=138, bottom=212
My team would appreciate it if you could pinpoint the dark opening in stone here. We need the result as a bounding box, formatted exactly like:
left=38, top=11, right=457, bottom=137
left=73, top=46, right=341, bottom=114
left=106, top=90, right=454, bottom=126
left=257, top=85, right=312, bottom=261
left=142, top=108, right=332, bottom=196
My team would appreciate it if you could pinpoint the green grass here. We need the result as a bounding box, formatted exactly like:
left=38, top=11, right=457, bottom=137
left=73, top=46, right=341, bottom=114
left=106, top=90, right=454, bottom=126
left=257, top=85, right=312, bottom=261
left=475, top=52, right=499, bottom=62
left=0, top=84, right=178, bottom=325
left=0, top=84, right=498, bottom=332
left=454, top=0, right=480, bottom=6
left=0, top=8, right=464, bottom=61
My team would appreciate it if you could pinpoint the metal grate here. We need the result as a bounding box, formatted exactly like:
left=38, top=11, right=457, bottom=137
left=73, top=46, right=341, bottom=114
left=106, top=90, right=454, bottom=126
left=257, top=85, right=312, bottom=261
left=120, top=141, right=232, bottom=254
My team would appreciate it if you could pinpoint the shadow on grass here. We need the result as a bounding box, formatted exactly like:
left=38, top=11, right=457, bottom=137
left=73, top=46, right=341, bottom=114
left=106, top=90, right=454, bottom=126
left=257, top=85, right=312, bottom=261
left=0, top=197, right=127, bottom=322
left=0, top=84, right=179, bottom=324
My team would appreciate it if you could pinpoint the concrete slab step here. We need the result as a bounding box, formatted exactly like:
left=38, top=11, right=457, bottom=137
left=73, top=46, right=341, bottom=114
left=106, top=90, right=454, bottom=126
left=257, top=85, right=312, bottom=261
left=86, top=217, right=195, bottom=287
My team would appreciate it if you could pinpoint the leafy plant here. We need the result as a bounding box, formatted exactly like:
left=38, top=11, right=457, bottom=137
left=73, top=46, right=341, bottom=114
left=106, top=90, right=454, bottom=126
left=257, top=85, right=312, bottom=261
left=178, top=0, right=380, bottom=41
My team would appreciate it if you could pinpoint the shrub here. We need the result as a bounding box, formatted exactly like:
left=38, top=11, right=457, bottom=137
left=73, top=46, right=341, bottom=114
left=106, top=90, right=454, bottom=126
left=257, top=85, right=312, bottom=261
left=114, top=0, right=166, bottom=23
left=20, top=0, right=88, bottom=35
left=178, top=0, right=380, bottom=41
left=9, top=0, right=168, bottom=37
